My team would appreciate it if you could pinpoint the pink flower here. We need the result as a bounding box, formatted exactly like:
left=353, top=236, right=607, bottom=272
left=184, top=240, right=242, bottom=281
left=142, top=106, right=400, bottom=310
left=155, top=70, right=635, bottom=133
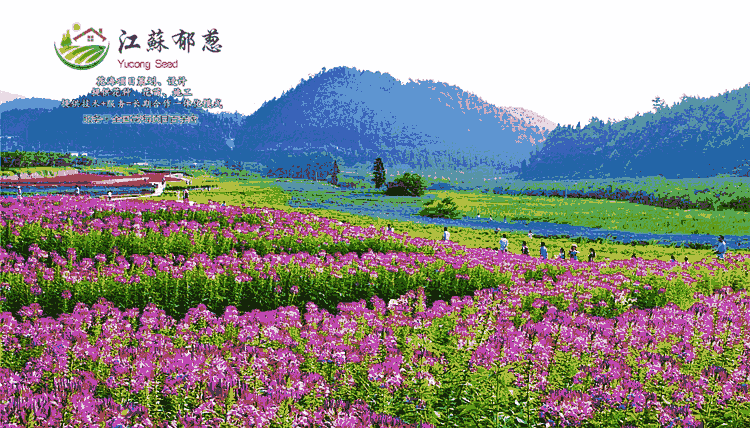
left=19, top=303, right=43, bottom=318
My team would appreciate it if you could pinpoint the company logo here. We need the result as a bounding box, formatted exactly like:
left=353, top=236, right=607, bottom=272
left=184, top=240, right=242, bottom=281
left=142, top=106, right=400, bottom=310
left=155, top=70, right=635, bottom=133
left=54, top=22, right=110, bottom=70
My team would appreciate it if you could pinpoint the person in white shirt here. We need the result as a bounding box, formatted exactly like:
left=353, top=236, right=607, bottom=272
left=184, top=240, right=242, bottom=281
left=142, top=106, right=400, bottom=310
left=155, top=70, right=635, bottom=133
left=528, top=230, right=533, bottom=239
left=715, top=235, right=727, bottom=260
left=387, top=224, right=394, bottom=233
left=442, top=227, right=450, bottom=241
left=499, top=234, right=509, bottom=252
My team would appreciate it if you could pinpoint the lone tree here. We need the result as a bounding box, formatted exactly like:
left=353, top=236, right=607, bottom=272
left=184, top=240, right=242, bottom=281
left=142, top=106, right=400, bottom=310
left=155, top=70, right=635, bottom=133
left=331, top=160, right=340, bottom=185
left=386, top=172, right=426, bottom=197
left=652, top=96, right=668, bottom=112
left=372, top=157, right=385, bottom=188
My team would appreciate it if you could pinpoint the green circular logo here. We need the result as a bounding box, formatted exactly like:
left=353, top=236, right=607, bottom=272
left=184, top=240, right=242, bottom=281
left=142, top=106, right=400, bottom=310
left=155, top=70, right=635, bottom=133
left=55, top=25, right=109, bottom=70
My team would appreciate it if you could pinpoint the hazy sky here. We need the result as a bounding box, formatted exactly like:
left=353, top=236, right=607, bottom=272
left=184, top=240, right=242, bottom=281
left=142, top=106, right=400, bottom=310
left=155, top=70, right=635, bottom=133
left=1, top=0, right=748, bottom=126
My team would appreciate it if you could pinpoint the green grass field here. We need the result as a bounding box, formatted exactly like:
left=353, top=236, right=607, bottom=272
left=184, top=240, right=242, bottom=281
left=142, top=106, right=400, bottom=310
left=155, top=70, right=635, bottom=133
left=434, top=191, right=750, bottom=235
left=149, top=173, right=746, bottom=264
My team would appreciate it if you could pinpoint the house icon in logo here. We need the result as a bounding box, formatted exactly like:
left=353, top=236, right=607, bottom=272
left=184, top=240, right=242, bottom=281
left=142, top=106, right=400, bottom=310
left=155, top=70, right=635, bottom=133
left=73, top=27, right=106, bottom=44
left=54, top=23, right=110, bottom=70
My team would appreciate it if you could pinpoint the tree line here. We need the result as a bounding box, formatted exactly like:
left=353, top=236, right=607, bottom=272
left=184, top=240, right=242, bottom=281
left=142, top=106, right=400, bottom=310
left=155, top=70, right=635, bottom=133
left=0, top=150, right=92, bottom=168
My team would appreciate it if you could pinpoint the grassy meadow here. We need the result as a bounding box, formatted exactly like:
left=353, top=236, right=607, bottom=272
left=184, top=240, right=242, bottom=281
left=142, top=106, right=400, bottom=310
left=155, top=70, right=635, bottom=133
left=150, top=173, right=745, bottom=264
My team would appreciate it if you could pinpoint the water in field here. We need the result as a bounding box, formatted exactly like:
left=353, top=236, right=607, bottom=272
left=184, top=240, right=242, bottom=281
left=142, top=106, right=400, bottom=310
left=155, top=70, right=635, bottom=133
left=279, top=182, right=750, bottom=250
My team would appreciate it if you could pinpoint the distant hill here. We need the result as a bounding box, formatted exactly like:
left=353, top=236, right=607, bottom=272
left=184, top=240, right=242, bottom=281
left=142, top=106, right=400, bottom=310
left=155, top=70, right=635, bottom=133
left=0, top=94, right=59, bottom=137
left=232, top=66, right=554, bottom=175
left=0, top=97, right=59, bottom=116
left=519, top=85, right=750, bottom=179
left=0, top=90, right=25, bottom=104
left=0, top=91, right=234, bottom=160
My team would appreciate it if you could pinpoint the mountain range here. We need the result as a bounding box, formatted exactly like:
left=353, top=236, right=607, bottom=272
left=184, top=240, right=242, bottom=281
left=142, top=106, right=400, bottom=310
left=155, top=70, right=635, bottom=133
left=1, top=67, right=554, bottom=175
left=4, top=67, right=746, bottom=180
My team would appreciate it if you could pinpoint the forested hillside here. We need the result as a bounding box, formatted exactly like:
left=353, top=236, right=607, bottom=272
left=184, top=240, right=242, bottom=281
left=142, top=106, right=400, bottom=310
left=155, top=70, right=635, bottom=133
left=520, top=86, right=750, bottom=179
left=232, top=66, right=553, bottom=174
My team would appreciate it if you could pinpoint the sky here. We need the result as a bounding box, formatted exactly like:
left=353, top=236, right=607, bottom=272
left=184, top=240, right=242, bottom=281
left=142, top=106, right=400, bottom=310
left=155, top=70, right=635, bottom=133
left=1, top=0, right=749, bottom=127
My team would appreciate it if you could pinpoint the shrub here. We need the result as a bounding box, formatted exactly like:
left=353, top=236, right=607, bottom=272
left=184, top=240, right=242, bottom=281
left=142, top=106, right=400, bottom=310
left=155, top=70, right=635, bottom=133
left=419, top=197, right=462, bottom=219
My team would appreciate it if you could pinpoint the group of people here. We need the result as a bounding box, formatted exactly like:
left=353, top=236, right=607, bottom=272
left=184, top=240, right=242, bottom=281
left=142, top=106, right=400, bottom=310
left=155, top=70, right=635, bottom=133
left=443, top=226, right=729, bottom=262
left=442, top=226, right=595, bottom=261
left=538, top=242, right=596, bottom=262
left=496, top=235, right=596, bottom=261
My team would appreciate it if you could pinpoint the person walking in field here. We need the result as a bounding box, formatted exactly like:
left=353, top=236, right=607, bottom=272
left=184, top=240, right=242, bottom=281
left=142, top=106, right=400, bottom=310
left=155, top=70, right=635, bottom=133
left=528, top=230, right=534, bottom=239
left=715, top=235, right=727, bottom=260
left=588, top=248, right=596, bottom=262
left=387, top=224, right=394, bottom=233
left=521, top=241, right=529, bottom=256
left=16, top=186, right=22, bottom=200
left=183, top=188, right=190, bottom=203
left=442, top=227, right=450, bottom=242
left=107, top=191, right=112, bottom=201
left=557, top=247, right=566, bottom=260
left=499, top=234, right=509, bottom=253
left=670, top=255, right=676, bottom=263
left=75, top=185, right=81, bottom=196
left=569, top=245, right=579, bottom=261
left=540, top=242, right=548, bottom=259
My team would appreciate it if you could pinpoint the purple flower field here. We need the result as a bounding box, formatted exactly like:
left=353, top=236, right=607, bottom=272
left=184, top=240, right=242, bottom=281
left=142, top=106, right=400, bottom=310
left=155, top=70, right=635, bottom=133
left=1, top=195, right=750, bottom=427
